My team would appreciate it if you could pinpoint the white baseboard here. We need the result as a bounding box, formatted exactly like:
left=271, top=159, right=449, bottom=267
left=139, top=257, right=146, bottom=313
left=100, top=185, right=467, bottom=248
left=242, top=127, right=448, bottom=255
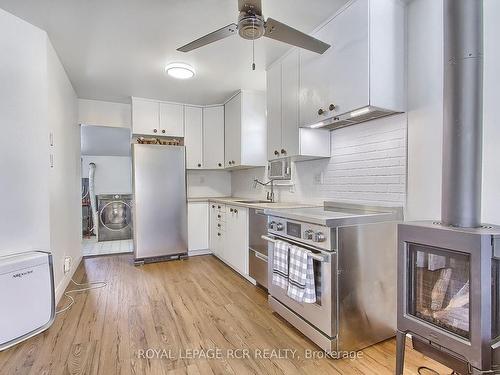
left=55, top=255, right=82, bottom=304
left=188, top=249, right=213, bottom=257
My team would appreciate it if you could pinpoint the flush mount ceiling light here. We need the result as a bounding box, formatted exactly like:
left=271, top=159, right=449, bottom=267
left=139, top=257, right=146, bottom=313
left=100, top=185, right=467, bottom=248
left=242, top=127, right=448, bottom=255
left=165, top=63, right=195, bottom=79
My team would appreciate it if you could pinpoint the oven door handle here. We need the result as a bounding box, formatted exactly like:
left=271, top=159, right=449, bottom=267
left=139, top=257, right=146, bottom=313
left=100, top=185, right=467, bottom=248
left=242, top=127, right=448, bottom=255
left=261, top=235, right=330, bottom=263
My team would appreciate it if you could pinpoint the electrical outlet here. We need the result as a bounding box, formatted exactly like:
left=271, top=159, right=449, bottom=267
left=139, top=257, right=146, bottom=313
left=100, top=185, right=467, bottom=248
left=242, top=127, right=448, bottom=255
left=64, top=257, right=72, bottom=274
left=313, top=172, right=324, bottom=185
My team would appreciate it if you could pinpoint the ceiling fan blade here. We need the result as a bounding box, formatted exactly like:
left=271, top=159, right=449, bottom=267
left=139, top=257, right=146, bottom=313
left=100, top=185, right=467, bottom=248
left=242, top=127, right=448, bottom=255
left=238, top=0, right=262, bottom=16
left=264, top=18, right=330, bottom=54
left=177, top=23, right=238, bottom=52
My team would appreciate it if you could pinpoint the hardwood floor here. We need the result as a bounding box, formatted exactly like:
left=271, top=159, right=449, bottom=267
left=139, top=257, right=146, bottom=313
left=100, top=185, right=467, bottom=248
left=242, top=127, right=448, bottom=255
left=0, top=254, right=452, bottom=375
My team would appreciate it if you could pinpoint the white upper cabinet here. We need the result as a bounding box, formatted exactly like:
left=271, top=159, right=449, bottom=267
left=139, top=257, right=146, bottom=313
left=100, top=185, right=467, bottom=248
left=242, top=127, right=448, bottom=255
left=266, top=50, right=330, bottom=161
left=267, top=63, right=282, bottom=160
left=224, top=91, right=266, bottom=169
left=184, top=106, right=203, bottom=169
left=281, top=50, right=301, bottom=157
left=159, top=102, right=184, bottom=137
left=224, top=93, right=242, bottom=167
left=132, top=98, right=184, bottom=137
left=203, top=106, right=225, bottom=169
left=299, top=0, right=405, bottom=128
left=132, top=98, right=159, bottom=136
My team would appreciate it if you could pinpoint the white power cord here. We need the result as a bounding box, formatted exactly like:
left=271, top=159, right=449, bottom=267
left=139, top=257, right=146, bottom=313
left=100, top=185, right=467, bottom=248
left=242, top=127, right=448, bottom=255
left=56, top=278, right=107, bottom=314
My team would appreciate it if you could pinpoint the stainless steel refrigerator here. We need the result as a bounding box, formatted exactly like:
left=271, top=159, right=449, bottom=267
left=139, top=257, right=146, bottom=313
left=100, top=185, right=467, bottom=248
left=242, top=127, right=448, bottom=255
left=132, top=144, right=188, bottom=263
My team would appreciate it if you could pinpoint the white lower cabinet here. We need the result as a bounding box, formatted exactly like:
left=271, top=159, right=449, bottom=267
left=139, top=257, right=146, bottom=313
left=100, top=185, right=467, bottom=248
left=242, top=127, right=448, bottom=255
left=224, top=205, right=248, bottom=275
left=188, top=202, right=209, bottom=253
left=209, top=203, right=224, bottom=258
left=209, top=203, right=248, bottom=276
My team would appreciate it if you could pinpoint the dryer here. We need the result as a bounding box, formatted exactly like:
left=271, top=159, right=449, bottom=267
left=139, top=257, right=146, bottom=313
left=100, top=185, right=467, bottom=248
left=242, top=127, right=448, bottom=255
left=97, top=194, right=133, bottom=242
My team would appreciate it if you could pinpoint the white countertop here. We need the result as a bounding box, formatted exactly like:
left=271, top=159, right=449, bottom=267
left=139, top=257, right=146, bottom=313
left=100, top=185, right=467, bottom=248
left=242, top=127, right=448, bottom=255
left=187, top=196, right=318, bottom=209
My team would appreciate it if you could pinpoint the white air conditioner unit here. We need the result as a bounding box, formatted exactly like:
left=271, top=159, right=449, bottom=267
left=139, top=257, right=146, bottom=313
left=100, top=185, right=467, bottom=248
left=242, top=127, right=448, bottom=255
left=0, top=251, right=55, bottom=351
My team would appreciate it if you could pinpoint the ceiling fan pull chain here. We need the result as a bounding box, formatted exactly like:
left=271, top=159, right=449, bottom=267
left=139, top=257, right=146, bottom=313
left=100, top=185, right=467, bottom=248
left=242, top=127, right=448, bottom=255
left=252, top=18, right=256, bottom=70
left=252, top=38, right=256, bottom=70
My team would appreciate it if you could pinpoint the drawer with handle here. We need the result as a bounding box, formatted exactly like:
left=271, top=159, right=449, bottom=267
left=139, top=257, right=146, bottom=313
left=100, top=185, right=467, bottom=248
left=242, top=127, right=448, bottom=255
left=249, top=248, right=268, bottom=289
left=215, top=211, right=226, bottom=223
left=214, top=221, right=225, bottom=232
left=210, top=203, right=226, bottom=213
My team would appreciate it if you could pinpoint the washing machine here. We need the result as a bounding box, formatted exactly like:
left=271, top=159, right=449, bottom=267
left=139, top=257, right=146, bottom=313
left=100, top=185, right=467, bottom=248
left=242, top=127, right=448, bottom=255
left=97, top=194, right=133, bottom=242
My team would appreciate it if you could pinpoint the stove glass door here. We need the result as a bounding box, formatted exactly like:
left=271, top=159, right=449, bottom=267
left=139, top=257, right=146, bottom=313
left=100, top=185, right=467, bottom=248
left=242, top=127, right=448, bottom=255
left=407, top=243, right=471, bottom=339
left=493, top=259, right=500, bottom=339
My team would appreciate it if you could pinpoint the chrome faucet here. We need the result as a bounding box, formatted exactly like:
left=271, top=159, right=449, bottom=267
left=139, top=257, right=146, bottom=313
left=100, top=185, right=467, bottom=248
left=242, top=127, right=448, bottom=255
left=253, top=178, right=275, bottom=203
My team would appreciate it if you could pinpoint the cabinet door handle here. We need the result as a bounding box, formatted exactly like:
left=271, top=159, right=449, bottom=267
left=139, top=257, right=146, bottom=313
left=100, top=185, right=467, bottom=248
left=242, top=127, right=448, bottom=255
left=162, top=129, right=166, bottom=134
left=217, top=232, right=221, bottom=236
left=329, top=104, right=336, bottom=111
left=230, top=208, right=234, bottom=213
left=318, top=108, right=325, bottom=115
left=218, top=162, right=222, bottom=167
left=280, top=149, right=286, bottom=155
left=217, top=214, right=221, bottom=218
left=153, top=128, right=158, bottom=133
left=197, top=163, right=202, bottom=167
left=212, top=205, right=215, bottom=208
left=234, top=209, right=238, bottom=214
left=217, top=223, right=221, bottom=228
left=274, top=150, right=279, bottom=156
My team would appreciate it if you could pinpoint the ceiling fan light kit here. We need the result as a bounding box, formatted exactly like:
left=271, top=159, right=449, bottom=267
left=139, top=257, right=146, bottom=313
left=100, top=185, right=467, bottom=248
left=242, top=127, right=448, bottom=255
left=176, top=0, right=331, bottom=70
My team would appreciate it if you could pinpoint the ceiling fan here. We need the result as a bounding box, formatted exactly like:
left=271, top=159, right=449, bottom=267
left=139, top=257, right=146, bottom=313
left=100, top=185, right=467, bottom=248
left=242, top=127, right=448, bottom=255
left=177, top=0, right=330, bottom=69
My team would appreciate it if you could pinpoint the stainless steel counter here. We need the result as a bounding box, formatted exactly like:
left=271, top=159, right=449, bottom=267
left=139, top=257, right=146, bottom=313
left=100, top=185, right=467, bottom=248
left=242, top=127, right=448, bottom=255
left=264, top=201, right=403, bottom=226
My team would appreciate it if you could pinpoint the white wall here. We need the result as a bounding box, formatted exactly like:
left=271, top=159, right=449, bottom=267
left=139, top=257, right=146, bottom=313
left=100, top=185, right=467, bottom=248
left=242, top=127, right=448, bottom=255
left=232, top=114, right=407, bottom=207
left=47, top=40, right=82, bottom=299
left=406, top=0, right=443, bottom=221
left=81, top=156, right=132, bottom=195
left=481, top=0, right=500, bottom=224
left=406, top=0, right=500, bottom=224
left=0, top=8, right=81, bottom=301
left=78, top=99, right=131, bottom=128
left=0, top=8, right=50, bottom=252
left=187, top=170, right=231, bottom=198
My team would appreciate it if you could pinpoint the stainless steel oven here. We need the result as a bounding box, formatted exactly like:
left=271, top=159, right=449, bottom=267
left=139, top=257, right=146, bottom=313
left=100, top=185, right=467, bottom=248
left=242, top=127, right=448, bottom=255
left=262, top=202, right=402, bottom=353
left=265, top=233, right=336, bottom=343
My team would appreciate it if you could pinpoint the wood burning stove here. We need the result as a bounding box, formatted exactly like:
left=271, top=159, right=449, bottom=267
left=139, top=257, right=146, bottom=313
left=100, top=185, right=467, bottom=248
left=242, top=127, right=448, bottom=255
left=396, top=222, right=500, bottom=374
left=397, top=0, right=500, bottom=373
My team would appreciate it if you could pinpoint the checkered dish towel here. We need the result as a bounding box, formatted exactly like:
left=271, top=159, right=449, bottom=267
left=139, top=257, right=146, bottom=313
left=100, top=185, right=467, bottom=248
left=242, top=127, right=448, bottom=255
left=287, top=245, right=316, bottom=304
left=272, top=240, right=289, bottom=289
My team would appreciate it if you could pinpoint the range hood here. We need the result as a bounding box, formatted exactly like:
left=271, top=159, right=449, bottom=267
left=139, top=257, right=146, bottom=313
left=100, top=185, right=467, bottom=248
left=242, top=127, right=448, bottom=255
left=308, top=106, right=402, bottom=131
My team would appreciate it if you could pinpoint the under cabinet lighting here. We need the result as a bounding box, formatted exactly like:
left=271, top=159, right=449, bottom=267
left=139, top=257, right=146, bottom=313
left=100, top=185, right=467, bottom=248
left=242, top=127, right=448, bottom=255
left=310, top=122, right=325, bottom=129
left=350, top=107, right=371, bottom=118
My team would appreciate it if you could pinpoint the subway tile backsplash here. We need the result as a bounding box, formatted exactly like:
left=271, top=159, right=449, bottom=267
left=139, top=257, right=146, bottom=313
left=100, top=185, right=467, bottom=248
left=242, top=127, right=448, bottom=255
left=231, top=113, right=407, bottom=207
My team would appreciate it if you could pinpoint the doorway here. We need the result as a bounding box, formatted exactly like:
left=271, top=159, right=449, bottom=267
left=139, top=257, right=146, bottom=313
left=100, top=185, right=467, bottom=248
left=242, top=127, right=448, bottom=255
left=81, top=125, right=133, bottom=256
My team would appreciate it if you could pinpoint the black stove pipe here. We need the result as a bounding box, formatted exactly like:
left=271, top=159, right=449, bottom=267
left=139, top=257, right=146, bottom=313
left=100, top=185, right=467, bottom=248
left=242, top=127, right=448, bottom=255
left=441, top=0, right=484, bottom=228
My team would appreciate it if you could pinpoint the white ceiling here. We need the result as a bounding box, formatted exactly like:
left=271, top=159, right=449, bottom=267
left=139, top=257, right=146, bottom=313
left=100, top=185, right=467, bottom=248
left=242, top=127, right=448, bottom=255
left=0, top=0, right=348, bottom=105
left=81, top=125, right=131, bottom=156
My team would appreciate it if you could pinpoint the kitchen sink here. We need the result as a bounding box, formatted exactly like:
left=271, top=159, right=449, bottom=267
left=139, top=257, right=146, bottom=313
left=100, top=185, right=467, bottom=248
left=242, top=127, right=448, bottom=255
left=235, top=200, right=274, bottom=204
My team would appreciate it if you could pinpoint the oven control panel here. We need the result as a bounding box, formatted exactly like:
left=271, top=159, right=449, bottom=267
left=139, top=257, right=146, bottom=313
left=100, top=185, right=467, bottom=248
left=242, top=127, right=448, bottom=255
left=267, top=216, right=334, bottom=251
